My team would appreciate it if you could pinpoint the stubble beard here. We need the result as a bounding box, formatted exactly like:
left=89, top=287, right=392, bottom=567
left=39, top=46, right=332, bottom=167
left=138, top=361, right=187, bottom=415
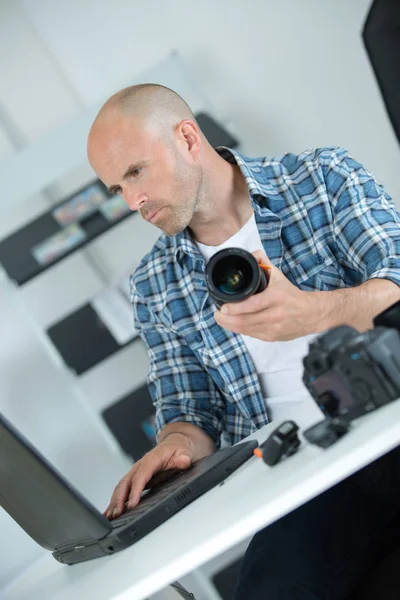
left=159, top=169, right=203, bottom=236
left=158, top=192, right=200, bottom=236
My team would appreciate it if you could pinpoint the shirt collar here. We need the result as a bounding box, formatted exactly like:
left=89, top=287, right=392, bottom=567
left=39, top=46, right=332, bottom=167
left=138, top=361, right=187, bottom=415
left=173, top=146, right=279, bottom=263
left=216, top=146, right=280, bottom=203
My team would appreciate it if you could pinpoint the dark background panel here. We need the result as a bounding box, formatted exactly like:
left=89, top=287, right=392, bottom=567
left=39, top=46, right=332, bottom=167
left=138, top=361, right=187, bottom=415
left=102, top=384, right=156, bottom=462
left=196, top=112, right=239, bottom=149
left=212, top=556, right=244, bottom=600
left=46, top=303, right=137, bottom=375
left=0, top=212, right=61, bottom=284
left=0, top=203, right=134, bottom=285
left=363, top=0, right=400, bottom=144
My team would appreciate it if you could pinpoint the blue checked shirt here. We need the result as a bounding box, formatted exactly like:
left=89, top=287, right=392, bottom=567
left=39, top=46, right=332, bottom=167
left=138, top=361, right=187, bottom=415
left=131, top=146, right=400, bottom=447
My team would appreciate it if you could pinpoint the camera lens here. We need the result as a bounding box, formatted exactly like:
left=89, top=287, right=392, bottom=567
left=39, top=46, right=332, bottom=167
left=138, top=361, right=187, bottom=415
left=205, top=247, right=268, bottom=308
left=213, top=256, right=252, bottom=295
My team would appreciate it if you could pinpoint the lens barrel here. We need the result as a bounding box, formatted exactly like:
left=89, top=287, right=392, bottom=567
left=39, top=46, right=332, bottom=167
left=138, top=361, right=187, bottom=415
left=205, top=247, right=268, bottom=308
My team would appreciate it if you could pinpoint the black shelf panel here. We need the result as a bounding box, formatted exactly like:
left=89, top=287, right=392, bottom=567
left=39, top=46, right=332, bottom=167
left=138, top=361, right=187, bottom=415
left=102, top=384, right=156, bottom=462
left=196, top=112, right=238, bottom=150
left=0, top=190, right=136, bottom=286
left=0, top=211, right=64, bottom=285
left=47, top=303, right=139, bottom=375
left=0, top=112, right=238, bottom=287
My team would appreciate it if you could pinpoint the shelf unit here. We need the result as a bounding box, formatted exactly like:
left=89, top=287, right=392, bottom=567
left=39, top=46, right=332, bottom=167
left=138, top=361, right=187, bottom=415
left=0, top=111, right=238, bottom=375
left=0, top=53, right=243, bottom=600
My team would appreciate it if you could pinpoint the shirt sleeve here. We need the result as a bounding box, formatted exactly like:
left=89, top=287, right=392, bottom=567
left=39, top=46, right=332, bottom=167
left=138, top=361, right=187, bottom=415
left=323, top=148, right=400, bottom=287
left=131, top=280, right=225, bottom=447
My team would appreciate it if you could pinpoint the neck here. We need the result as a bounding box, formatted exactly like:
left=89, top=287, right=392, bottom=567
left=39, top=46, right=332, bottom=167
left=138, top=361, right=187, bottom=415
left=188, top=152, right=253, bottom=246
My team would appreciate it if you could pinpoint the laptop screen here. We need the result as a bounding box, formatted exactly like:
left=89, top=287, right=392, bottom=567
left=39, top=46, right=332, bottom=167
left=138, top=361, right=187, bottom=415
left=0, top=414, right=110, bottom=551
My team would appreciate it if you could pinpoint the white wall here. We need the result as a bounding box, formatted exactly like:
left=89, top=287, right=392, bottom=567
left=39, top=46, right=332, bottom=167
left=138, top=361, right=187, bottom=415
left=0, top=0, right=399, bottom=596
left=16, top=0, right=400, bottom=202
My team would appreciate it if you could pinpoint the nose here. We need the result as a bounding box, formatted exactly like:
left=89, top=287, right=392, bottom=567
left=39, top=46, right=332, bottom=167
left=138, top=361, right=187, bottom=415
left=123, top=188, right=148, bottom=211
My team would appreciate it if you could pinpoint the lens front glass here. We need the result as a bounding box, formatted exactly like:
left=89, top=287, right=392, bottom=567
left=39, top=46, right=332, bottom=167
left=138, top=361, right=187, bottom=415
left=212, top=256, right=252, bottom=295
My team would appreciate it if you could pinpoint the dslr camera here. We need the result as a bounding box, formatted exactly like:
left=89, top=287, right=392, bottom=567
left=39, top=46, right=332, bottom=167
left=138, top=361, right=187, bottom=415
left=303, top=300, right=400, bottom=431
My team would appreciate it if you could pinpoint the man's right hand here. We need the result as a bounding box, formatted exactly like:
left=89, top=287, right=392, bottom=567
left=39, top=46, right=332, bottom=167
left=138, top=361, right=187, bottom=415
left=103, top=432, right=194, bottom=520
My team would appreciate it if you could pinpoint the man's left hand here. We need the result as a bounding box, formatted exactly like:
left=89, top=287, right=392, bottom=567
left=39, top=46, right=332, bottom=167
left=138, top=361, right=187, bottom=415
left=214, top=250, right=322, bottom=341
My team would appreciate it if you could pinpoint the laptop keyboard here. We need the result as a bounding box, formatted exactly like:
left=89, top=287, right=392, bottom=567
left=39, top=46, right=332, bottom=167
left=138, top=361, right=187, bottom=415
left=110, top=464, right=198, bottom=528
left=108, top=443, right=257, bottom=530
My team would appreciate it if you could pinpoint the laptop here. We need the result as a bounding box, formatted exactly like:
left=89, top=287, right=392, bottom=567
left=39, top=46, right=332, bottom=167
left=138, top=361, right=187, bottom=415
left=0, top=413, right=258, bottom=565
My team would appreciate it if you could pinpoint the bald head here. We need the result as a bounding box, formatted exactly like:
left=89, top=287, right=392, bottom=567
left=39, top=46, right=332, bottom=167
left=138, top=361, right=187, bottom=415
left=89, top=84, right=196, bottom=143
left=86, top=84, right=207, bottom=235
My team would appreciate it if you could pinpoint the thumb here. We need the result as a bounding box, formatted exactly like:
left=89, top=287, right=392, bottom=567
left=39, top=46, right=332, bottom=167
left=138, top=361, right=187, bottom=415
left=169, top=453, right=192, bottom=470
left=252, top=249, right=272, bottom=267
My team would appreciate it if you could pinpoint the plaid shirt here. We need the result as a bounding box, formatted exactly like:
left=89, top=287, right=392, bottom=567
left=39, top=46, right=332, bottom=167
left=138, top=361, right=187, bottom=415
left=131, top=146, right=400, bottom=447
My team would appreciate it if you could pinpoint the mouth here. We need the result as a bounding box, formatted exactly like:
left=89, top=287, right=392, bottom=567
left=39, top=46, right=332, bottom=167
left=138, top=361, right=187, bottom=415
left=146, top=208, right=164, bottom=223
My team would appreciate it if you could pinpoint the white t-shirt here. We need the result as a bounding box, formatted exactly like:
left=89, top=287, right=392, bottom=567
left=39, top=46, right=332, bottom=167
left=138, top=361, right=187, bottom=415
left=196, top=213, right=324, bottom=429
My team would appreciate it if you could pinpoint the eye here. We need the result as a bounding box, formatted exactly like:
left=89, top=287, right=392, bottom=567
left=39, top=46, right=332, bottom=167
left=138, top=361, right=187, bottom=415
left=129, top=167, right=142, bottom=177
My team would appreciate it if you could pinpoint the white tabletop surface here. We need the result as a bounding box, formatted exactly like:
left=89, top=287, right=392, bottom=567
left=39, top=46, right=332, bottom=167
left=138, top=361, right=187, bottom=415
left=4, top=398, right=400, bottom=600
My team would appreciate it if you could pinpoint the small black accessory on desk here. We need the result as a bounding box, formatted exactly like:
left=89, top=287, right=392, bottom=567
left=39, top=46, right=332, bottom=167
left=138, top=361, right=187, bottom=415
left=303, top=416, right=350, bottom=449
left=254, top=420, right=301, bottom=466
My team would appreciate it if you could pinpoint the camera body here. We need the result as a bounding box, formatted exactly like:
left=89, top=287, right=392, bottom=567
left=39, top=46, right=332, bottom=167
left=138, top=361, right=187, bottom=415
left=303, top=322, right=400, bottom=423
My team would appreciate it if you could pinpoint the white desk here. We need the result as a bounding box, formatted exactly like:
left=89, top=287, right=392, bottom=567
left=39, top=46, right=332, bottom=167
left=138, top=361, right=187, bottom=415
left=4, top=398, right=400, bottom=600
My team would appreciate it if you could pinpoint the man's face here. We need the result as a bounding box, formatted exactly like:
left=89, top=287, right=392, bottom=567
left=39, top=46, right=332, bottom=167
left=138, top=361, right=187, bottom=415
left=88, top=116, right=202, bottom=236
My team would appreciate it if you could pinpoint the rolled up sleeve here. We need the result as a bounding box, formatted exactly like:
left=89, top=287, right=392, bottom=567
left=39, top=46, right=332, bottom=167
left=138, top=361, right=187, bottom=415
left=323, top=148, right=400, bottom=287
left=131, top=284, right=225, bottom=446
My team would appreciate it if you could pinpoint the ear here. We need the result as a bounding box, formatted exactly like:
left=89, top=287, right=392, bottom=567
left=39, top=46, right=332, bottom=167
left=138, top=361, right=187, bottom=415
left=174, top=119, right=201, bottom=161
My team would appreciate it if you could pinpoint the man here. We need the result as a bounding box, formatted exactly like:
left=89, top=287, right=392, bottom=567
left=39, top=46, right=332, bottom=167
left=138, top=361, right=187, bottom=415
left=87, top=84, right=400, bottom=599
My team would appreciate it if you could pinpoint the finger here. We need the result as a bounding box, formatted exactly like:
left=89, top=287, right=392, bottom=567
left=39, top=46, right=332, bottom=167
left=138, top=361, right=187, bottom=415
left=108, top=474, right=137, bottom=519
left=106, top=461, right=141, bottom=518
left=167, top=453, right=191, bottom=470
left=127, top=451, right=191, bottom=509
left=145, top=468, right=181, bottom=489
left=251, top=251, right=273, bottom=285
left=219, top=270, right=282, bottom=317
left=251, top=249, right=272, bottom=266
left=127, top=461, right=169, bottom=509
left=215, top=308, right=280, bottom=335
left=217, top=292, right=270, bottom=319
left=145, top=456, right=191, bottom=488
left=125, top=451, right=168, bottom=509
